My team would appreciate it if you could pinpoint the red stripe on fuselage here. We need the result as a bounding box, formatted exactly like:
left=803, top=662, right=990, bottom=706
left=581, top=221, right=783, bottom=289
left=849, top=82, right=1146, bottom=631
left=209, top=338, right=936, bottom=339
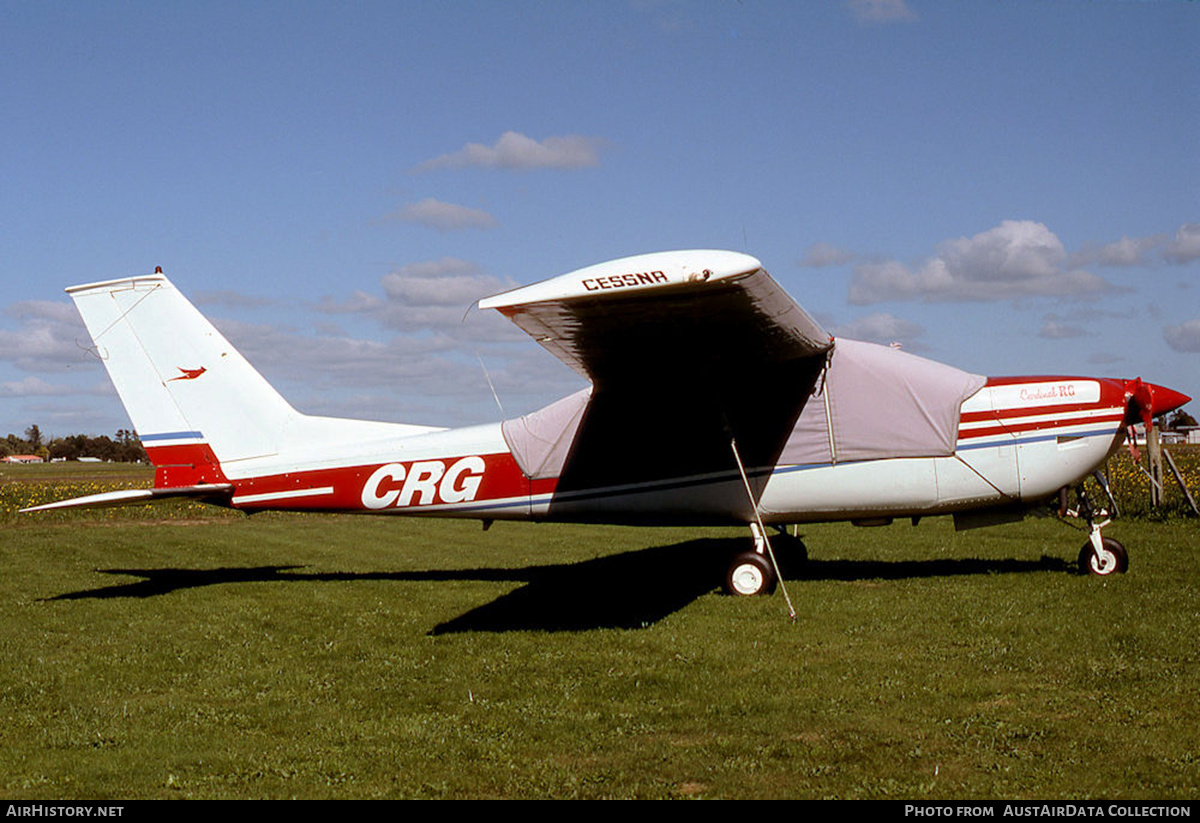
left=144, top=443, right=229, bottom=487
left=958, top=411, right=1125, bottom=442
left=960, top=403, right=1118, bottom=423
left=229, top=451, right=537, bottom=513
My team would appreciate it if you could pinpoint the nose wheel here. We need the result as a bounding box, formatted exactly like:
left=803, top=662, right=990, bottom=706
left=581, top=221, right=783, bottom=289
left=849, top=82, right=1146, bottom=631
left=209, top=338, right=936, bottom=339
left=1064, top=484, right=1129, bottom=576
left=1079, top=536, right=1128, bottom=576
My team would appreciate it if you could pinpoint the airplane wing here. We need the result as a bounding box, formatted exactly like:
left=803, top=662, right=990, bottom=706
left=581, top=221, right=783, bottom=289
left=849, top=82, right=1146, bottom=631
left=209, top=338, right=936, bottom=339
left=479, top=250, right=831, bottom=386
left=481, top=251, right=833, bottom=505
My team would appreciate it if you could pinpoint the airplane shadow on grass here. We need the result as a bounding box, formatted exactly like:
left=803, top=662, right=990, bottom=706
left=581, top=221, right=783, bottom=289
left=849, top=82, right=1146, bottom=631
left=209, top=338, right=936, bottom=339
left=45, top=537, right=1077, bottom=633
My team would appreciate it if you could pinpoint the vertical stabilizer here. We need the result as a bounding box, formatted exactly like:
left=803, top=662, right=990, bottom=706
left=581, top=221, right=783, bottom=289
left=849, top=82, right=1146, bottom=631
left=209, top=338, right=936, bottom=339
left=68, top=274, right=297, bottom=485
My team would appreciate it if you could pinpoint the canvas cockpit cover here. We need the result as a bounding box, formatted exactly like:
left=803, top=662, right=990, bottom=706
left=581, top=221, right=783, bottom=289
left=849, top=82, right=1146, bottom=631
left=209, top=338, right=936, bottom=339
left=779, top=338, right=986, bottom=465
left=501, top=386, right=591, bottom=480
left=501, top=338, right=984, bottom=482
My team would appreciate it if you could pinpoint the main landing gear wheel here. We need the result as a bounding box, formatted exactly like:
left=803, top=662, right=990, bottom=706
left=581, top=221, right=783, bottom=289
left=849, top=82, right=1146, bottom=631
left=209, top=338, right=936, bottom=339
left=724, top=551, right=777, bottom=596
left=1079, top=537, right=1128, bottom=576
left=771, top=527, right=809, bottom=576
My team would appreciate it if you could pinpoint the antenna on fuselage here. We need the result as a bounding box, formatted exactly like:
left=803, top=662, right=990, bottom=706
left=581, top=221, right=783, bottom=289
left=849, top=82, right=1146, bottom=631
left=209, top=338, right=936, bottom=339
left=464, top=301, right=506, bottom=418
left=474, top=349, right=506, bottom=418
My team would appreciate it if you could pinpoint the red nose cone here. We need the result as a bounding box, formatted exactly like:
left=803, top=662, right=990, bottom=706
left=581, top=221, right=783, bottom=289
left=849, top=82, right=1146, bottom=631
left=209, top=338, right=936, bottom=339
left=1145, top=383, right=1191, bottom=416
left=1123, top=378, right=1191, bottom=427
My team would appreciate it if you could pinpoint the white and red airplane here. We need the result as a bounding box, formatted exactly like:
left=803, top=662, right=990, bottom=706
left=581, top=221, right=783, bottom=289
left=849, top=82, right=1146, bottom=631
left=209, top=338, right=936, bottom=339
left=25, top=251, right=1190, bottom=597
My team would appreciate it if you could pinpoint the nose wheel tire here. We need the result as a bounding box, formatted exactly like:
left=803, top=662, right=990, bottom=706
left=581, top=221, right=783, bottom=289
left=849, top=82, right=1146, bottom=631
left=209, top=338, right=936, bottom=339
left=1079, top=537, right=1128, bottom=576
left=724, top=551, right=777, bottom=596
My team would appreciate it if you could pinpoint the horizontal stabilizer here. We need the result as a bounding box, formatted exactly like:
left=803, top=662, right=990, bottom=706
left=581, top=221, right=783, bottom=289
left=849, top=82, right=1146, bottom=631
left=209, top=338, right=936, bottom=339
left=20, top=483, right=234, bottom=513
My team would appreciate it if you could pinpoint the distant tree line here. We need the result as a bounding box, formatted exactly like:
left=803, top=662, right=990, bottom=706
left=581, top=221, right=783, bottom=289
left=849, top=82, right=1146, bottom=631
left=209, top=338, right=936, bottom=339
left=1, top=425, right=147, bottom=462
left=1169, top=409, right=1198, bottom=429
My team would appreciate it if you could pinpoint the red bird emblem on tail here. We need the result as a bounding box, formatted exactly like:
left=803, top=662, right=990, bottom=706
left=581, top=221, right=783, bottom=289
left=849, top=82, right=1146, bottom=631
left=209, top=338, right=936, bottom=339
left=168, top=367, right=207, bottom=382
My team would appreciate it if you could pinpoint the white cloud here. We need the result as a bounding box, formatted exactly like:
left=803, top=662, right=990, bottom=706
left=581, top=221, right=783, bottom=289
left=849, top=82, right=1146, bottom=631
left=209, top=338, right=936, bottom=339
left=1163, top=223, right=1200, bottom=264
left=314, top=290, right=382, bottom=316
left=830, top=312, right=925, bottom=349
left=1071, top=234, right=1167, bottom=268
left=848, top=220, right=1113, bottom=304
left=5, top=300, right=79, bottom=324
left=382, top=259, right=499, bottom=306
left=215, top=317, right=461, bottom=390
left=386, top=198, right=498, bottom=232
left=193, top=290, right=274, bottom=309
left=1038, top=314, right=1088, bottom=339
left=0, top=300, right=95, bottom=373
left=1164, top=319, right=1200, bottom=353
left=800, top=242, right=855, bottom=268
left=316, top=257, right=523, bottom=342
left=0, top=376, right=77, bottom=397
left=414, top=131, right=605, bottom=172
left=1067, top=222, right=1200, bottom=268
left=375, top=258, right=517, bottom=337
left=848, top=260, right=928, bottom=304
left=848, top=0, right=916, bottom=24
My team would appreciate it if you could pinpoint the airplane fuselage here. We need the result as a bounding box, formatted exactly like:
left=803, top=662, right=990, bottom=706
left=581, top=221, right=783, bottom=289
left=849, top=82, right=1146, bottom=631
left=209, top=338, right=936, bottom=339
left=146, top=375, right=1129, bottom=528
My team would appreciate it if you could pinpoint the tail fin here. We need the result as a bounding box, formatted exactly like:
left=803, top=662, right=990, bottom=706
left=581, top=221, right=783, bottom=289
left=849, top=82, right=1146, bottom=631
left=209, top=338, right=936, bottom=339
left=69, top=273, right=297, bottom=487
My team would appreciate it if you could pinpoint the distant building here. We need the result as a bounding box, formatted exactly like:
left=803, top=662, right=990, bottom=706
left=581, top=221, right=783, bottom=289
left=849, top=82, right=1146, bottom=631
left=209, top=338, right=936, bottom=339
left=1129, top=424, right=1200, bottom=446
left=3, top=455, right=44, bottom=464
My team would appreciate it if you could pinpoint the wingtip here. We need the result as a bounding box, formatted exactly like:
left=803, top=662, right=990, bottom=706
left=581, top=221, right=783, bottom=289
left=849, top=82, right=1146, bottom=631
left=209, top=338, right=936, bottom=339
left=478, top=250, right=762, bottom=311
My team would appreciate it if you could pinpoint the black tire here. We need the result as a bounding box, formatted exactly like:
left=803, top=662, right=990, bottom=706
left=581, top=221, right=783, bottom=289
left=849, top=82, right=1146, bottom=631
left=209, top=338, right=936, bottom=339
left=724, top=551, right=776, bottom=596
left=774, top=530, right=809, bottom=564
left=1079, top=537, right=1128, bottom=576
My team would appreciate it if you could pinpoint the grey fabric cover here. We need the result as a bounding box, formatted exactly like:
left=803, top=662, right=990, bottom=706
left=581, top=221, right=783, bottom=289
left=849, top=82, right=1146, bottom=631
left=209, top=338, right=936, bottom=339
left=501, top=338, right=985, bottom=480
left=500, top=387, right=592, bottom=479
left=780, top=338, right=986, bottom=465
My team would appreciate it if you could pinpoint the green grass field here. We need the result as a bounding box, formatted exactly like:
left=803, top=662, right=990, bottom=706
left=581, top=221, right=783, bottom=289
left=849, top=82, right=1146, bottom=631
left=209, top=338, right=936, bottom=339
left=1, top=464, right=1197, bottom=799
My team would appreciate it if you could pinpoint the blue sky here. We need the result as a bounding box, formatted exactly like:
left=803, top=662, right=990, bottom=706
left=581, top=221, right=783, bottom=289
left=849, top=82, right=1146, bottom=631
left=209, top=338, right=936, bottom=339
left=1, top=0, right=1197, bottom=439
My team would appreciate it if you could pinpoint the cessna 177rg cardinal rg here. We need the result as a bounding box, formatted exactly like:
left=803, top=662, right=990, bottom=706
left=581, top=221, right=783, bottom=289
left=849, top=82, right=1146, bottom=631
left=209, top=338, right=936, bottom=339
left=24, top=251, right=1190, bottom=598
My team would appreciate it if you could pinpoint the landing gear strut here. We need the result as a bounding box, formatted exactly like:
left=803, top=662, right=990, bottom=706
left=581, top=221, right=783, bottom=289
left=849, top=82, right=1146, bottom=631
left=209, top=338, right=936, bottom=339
left=724, top=436, right=799, bottom=619
left=1064, top=484, right=1128, bottom=576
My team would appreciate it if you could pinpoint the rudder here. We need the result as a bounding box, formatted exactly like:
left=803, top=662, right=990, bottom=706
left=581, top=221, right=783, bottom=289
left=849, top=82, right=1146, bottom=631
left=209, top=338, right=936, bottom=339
left=69, top=273, right=297, bottom=487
